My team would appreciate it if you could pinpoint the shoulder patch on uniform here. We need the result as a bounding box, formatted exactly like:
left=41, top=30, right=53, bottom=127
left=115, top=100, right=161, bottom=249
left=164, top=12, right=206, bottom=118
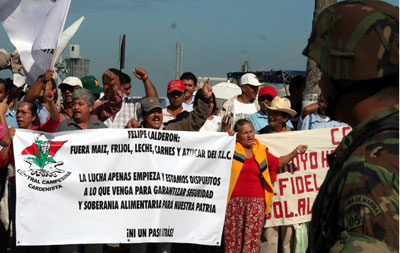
left=343, top=194, right=382, bottom=216
left=344, top=213, right=363, bottom=230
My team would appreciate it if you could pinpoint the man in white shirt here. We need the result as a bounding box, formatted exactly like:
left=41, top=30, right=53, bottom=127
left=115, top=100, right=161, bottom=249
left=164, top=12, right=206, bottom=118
left=220, top=73, right=261, bottom=131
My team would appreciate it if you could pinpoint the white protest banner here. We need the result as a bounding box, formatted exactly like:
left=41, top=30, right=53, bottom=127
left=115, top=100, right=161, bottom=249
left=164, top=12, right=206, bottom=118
left=0, top=0, right=71, bottom=85
left=257, top=126, right=352, bottom=227
left=13, top=128, right=235, bottom=246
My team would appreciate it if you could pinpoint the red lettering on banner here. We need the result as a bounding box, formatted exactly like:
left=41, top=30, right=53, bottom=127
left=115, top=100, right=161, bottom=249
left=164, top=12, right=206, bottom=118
left=342, top=126, right=351, bottom=137
left=304, top=175, right=313, bottom=192
left=310, top=152, right=318, bottom=169
left=279, top=178, right=289, bottom=195
left=300, top=154, right=308, bottom=170
left=298, top=198, right=306, bottom=216
left=331, top=128, right=340, bottom=145
left=321, top=151, right=329, bottom=168
left=284, top=201, right=294, bottom=218
left=290, top=177, right=295, bottom=194
left=273, top=202, right=283, bottom=218
left=313, top=174, right=320, bottom=191
left=295, top=176, right=305, bottom=194
left=307, top=197, right=312, bottom=214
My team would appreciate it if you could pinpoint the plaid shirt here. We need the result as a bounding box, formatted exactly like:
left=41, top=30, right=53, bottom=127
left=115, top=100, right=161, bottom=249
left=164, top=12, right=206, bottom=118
left=103, top=94, right=142, bottom=128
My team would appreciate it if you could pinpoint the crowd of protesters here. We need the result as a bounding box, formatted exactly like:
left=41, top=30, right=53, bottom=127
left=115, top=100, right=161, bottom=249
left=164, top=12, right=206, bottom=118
left=0, top=1, right=398, bottom=252
left=0, top=65, right=343, bottom=253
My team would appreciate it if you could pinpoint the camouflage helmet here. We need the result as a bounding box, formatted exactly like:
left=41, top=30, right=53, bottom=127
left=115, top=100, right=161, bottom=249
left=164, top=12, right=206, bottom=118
left=303, top=0, right=399, bottom=81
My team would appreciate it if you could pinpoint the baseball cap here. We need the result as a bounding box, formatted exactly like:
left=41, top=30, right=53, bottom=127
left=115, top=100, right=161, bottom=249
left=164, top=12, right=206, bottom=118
left=59, top=77, right=83, bottom=88
left=167, top=80, right=185, bottom=93
left=141, top=97, right=162, bottom=112
left=259, top=86, right=277, bottom=98
left=81, top=75, right=103, bottom=95
left=240, top=73, right=261, bottom=86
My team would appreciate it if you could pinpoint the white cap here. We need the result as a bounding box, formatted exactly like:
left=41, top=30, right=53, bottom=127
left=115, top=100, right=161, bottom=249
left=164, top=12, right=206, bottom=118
left=59, top=77, right=83, bottom=88
left=240, top=73, right=261, bottom=86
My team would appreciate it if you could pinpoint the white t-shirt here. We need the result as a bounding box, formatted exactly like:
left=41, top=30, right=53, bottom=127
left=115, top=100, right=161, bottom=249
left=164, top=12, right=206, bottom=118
left=162, top=108, right=189, bottom=123
left=232, top=99, right=258, bottom=126
left=200, top=115, right=222, bottom=132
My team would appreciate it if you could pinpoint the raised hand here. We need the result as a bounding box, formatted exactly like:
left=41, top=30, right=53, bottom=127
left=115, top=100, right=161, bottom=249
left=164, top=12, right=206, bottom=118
left=295, top=145, right=308, bottom=155
left=133, top=68, right=149, bottom=81
left=42, top=69, right=54, bottom=82
left=103, top=70, right=118, bottom=87
left=201, top=80, right=213, bottom=99
left=43, top=90, right=55, bottom=104
left=125, top=117, right=139, bottom=128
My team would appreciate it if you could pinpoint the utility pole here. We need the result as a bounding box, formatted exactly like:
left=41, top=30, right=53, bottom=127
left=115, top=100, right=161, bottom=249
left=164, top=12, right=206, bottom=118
left=303, top=0, right=336, bottom=108
left=175, top=41, right=183, bottom=80
left=119, top=34, right=126, bottom=71
left=240, top=59, right=250, bottom=72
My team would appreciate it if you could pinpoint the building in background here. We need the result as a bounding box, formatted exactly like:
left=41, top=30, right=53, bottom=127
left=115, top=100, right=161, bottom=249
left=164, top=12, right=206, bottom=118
left=64, top=44, right=89, bottom=78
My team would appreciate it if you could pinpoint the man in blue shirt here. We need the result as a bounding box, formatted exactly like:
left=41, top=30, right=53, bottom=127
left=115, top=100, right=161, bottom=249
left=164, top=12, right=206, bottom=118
left=299, top=94, right=348, bottom=130
left=249, top=86, right=293, bottom=133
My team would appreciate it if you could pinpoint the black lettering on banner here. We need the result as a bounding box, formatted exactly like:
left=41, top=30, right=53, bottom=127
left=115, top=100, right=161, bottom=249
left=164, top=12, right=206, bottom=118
left=138, top=228, right=147, bottom=237
left=148, top=227, right=174, bottom=237
left=88, top=173, right=107, bottom=182
left=207, top=150, right=217, bottom=159
left=112, top=186, right=134, bottom=195
left=127, top=130, right=147, bottom=139
left=91, top=144, right=109, bottom=154
left=108, top=172, right=132, bottom=181
left=79, top=173, right=87, bottom=182
left=148, top=131, right=180, bottom=142
left=127, top=228, right=136, bottom=238
left=70, top=145, right=90, bottom=154
left=131, top=172, right=161, bottom=181
left=41, top=48, right=55, bottom=54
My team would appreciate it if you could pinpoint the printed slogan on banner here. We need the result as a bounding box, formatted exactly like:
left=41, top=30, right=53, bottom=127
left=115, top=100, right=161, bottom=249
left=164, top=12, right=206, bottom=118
left=13, top=129, right=235, bottom=246
left=257, top=126, right=351, bottom=227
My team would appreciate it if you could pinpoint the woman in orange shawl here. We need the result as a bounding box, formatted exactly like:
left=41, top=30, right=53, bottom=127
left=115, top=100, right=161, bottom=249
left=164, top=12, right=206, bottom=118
left=224, top=119, right=307, bottom=252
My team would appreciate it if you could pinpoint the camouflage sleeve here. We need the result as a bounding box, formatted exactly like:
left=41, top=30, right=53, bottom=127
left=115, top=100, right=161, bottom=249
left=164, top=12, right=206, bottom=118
left=332, top=135, right=399, bottom=252
left=330, top=231, right=397, bottom=252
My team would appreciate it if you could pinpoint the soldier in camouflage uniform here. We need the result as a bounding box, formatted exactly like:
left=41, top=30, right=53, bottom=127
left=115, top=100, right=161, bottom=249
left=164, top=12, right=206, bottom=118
left=302, top=0, right=399, bottom=252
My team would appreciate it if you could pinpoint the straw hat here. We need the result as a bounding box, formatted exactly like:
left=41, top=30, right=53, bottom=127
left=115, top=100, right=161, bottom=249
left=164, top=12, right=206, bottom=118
left=266, top=96, right=297, bottom=117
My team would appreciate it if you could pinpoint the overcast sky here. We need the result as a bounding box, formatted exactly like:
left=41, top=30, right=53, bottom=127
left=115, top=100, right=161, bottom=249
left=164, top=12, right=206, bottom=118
left=0, top=0, right=397, bottom=96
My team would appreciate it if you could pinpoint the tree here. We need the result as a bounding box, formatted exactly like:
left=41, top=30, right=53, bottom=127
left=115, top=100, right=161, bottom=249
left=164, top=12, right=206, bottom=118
left=303, top=0, right=337, bottom=108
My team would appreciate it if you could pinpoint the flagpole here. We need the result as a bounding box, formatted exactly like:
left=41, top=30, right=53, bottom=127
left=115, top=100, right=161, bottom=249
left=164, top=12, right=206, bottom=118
left=50, top=47, right=59, bottom=69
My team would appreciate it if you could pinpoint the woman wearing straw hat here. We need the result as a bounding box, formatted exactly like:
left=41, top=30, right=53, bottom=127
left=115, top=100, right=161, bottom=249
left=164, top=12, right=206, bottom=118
left=257, top=96, right=303, bottom=253
left=258, top=96, right=297, bottom=134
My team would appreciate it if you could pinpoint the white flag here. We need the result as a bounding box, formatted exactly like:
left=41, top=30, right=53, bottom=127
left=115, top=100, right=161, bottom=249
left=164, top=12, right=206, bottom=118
left=0, top=0, right=71, bottom=85
left=55, top=16, right=86, bottom=63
